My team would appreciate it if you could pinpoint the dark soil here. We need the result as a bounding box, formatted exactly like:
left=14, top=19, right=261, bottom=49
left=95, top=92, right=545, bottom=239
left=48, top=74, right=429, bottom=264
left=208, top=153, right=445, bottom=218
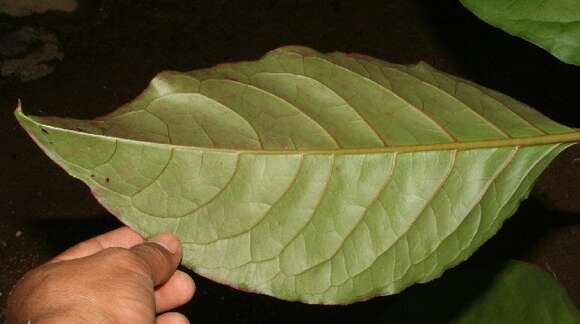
left=1, top=1, right=579, bottom=323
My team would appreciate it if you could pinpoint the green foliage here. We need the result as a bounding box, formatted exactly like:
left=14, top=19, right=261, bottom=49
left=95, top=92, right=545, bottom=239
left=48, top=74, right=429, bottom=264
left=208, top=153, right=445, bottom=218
left=15, top=46, right=580, bottom=304
left=461, top=0, right=580, bottom=66
left=377, top=261, right=580, bottom=324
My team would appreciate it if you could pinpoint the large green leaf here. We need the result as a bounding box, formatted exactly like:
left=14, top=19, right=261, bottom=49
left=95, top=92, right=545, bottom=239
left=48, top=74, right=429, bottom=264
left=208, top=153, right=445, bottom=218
left=377, top=260, right=580, bottom=323
left=15, top=46, right=580, bottom=304
left=461, top=0, right=580, bottom=66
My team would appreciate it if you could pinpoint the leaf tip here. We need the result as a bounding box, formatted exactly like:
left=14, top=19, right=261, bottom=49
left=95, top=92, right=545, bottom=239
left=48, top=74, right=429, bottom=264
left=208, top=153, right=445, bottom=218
left=14, top=98, right=23, bottom=115
left=13, top=99, right=30, bottom=127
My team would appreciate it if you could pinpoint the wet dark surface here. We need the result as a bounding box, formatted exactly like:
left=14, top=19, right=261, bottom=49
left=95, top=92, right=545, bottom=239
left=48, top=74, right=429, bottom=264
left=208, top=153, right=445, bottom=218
left=1, top=1, right=579, bottom=323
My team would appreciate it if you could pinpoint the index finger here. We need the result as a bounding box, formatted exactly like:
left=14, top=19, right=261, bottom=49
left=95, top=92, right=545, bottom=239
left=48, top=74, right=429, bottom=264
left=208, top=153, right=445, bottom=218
left=50, top=226, right=145, bottom=263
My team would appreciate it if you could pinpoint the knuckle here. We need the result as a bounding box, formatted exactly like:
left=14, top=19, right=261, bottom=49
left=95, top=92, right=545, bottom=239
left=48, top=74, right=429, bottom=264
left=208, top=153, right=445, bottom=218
left=104, top=246, right=133, bottom=258
left=142, top=243, right=169, bottom=261
left=102, top=247, right=147, bottom=270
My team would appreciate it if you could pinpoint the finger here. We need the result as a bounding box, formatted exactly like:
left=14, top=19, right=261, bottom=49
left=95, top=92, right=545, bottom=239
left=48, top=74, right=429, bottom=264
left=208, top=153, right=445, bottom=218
left=51, top=226, right=144, bottom=263
left=155, top=270, right=195, bottom=313
left=156, top=312, right=189, bottom=324
left=130, top=233, right=182, bottom=286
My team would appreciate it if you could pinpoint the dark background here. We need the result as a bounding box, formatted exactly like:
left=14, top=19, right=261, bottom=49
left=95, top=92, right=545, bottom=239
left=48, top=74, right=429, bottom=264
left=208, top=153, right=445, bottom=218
left=1, top=1, right=579, bottom=322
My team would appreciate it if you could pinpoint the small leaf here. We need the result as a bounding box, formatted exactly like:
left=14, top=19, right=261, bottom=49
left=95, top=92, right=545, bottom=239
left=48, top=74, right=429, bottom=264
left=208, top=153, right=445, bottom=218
left=461, top=0, right=580, bottom=66
left=376, top=260, right=580, bottom=324
left=15, top=46, right=580, bottom=304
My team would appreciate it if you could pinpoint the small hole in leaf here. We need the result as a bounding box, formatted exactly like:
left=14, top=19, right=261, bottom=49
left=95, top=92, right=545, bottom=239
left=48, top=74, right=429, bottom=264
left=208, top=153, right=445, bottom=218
left=90, top=174, right=95, bottom=178
left=41, top=128, right=48, bottom=134
left=106, top=177, right=110, bottom=183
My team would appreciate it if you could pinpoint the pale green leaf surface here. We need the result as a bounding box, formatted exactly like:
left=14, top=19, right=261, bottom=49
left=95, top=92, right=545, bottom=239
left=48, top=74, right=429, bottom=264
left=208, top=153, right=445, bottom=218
left=377, top=261, right=580, bottom=324
left=461, top=0, right=580, bottom=66
left=15, top=46, right=580, bottom=304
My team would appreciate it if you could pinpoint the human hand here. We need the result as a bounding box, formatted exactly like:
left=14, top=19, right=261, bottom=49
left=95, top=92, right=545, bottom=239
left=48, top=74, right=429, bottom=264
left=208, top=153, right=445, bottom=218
left=7, top=226, right=195, bottom=324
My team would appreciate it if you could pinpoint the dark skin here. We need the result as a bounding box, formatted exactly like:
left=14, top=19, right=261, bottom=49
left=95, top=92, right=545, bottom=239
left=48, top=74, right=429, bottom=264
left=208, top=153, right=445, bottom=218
left=7, top=227, right=195, bottom=324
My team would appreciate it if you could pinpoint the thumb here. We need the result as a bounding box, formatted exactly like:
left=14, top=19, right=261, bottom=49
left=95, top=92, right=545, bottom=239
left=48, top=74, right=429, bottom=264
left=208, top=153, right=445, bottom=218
left=130, top=233, right=182, bottom=286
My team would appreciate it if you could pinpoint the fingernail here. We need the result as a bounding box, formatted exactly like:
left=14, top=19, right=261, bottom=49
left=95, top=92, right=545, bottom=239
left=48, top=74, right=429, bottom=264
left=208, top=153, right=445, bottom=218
left=149, top=233, right=180, bottom=254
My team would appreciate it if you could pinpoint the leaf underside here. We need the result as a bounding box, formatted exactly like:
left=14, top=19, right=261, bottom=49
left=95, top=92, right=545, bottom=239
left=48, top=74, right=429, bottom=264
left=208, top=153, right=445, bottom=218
left=16, top=46, right=580, bottom=304
left=461, top=0, right=580, bottom=66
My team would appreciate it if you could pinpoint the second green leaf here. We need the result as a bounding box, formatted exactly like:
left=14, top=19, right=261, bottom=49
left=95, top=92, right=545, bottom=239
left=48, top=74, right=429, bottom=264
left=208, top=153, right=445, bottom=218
left=461, top=0, right=580, bottom=66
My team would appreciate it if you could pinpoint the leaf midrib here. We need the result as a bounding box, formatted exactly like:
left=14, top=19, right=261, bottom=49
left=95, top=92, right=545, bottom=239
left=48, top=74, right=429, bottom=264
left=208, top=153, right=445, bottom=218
left=16, top=109, right=580, bottom=155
